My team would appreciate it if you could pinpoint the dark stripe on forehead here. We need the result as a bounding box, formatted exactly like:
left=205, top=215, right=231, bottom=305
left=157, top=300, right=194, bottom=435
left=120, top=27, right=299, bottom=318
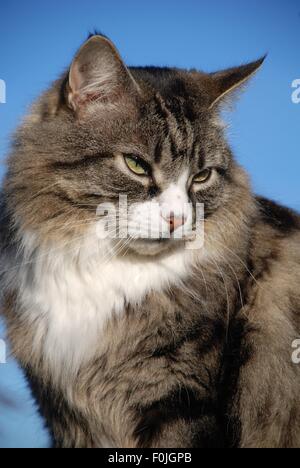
left=162, top=98, right=185, bottom=161
left=192, top=140, right=206, bottom=168
left=168, top=135, right=180, bottom=160
left=154, top=93, right=196, bottom=162
left=154, top=140, right=162, bottom=164
left=153, top=93, right=170, bottom=121
left=169, top=101, right=196, bottom=162
left=198, top=147, right=207, bottom=169
left=182, top=110, right=195, bottom=160
left=153, top=93, right=180, bottom=160
left=178, top=115, right=189, bottom=159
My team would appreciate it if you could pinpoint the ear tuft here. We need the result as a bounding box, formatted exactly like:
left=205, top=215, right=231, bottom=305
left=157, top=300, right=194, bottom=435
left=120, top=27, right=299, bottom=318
left=67, top=35, right=139, bottom=112
left=87, top=30, right=107, bottom=40
left=209, top=55, right=266, bottom=108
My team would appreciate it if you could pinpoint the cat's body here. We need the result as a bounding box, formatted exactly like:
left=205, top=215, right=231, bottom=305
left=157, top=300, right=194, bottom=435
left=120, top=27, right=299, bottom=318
left=1, top=35, right=300, bottom=448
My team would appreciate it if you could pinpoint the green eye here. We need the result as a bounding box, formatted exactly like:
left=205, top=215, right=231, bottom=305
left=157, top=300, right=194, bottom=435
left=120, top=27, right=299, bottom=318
left=124, top=155, right=149, bottom=176
left=193, top=168, right=212, bottom=184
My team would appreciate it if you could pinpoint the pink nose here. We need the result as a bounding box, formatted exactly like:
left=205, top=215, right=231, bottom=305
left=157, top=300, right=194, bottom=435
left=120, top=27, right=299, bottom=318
left=163, top=212, right=186, bottom=233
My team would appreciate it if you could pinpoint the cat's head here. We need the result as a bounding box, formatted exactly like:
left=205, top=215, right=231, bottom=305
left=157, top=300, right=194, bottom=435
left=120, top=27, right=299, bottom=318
left=6, top=35, right=264, bottom=258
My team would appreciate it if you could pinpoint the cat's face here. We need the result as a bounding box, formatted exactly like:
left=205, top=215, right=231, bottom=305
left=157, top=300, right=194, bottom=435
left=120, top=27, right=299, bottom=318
left=60, top=83, right=230, bottom=256
left=7, top=35, right=263, bottom=257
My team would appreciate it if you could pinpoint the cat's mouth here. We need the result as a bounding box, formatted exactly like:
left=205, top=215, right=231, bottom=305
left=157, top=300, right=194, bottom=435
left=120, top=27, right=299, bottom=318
left=126, top=238, right=182, bottom=257
left=123, top=234, right=195, bottom=257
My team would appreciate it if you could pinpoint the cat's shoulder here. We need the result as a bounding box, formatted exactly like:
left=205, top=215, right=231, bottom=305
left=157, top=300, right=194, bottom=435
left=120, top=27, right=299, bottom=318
left=252, top=196, right=300, bottom=282
left=255, top=196, right=300, bottom=237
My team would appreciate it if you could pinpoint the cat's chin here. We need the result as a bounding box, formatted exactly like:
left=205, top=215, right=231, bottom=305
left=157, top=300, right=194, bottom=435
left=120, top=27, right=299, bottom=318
left=125, top=238, right=186, bottom=257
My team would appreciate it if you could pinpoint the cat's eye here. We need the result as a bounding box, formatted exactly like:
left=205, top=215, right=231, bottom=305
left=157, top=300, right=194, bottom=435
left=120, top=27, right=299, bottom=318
left=193, top=168, right=212, bottom=184
left=124, top=155, right=149, bottom=176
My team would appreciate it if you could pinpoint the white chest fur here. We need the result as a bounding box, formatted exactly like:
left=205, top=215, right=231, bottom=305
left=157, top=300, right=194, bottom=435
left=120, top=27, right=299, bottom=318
left=16, top=231, right=194, bottom=378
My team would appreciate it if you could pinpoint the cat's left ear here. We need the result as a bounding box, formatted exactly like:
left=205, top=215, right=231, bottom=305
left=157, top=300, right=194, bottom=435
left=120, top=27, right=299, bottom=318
left=67, top=35, right=140, bottom=112
left=209, top=56, right=266, bottom=108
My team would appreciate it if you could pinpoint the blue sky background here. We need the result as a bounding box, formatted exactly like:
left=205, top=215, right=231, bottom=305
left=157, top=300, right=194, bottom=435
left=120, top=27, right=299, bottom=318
left=0, top=0, right=299, bottom=448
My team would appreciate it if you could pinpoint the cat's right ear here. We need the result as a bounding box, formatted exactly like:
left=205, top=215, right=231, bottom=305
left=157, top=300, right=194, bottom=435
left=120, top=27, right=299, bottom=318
left=67, top=35, right=140, bottom=113
left=208, top=56, right=266, bottom=108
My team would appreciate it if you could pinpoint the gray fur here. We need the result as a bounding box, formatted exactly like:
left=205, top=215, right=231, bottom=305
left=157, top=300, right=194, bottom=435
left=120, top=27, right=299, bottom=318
left=0, top=35, right=299, bottom=448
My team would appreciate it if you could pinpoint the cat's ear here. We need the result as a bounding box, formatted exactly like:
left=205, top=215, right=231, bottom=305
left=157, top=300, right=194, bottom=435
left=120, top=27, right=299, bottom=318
left=209, top=56, right=266, bottom=108
left=67, top=35, right=140, bottom=112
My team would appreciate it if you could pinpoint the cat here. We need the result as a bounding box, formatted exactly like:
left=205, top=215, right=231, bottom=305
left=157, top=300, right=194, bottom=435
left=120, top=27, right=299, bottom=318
left=0, top=33, right=300, bottom=448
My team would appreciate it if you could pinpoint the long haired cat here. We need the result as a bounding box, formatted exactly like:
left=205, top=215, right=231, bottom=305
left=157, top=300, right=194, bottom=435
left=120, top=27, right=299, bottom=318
left=1, top=34, right=300, bottom=448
